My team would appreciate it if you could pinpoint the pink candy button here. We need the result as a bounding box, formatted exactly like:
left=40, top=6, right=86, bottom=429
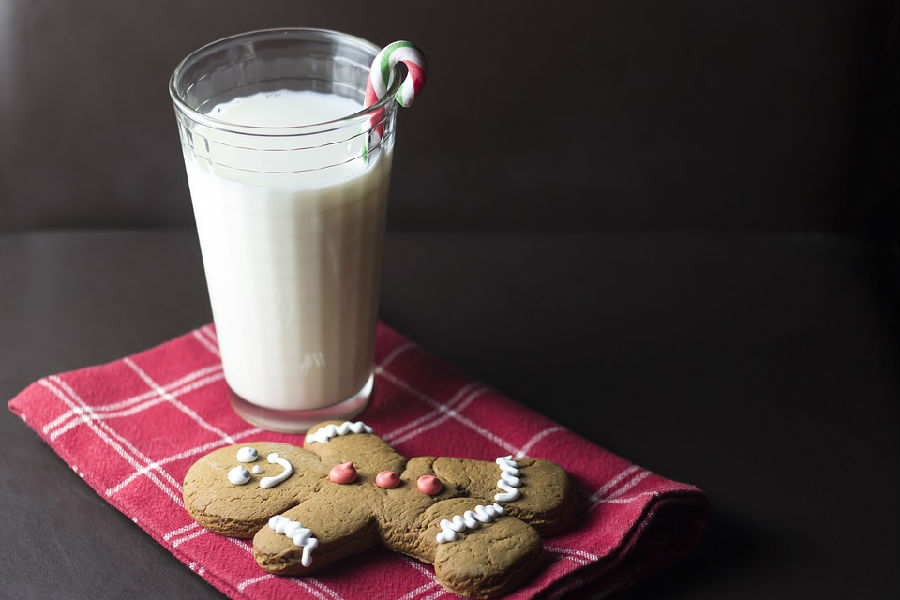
left=329, top=461, right=358, bottom=484
left=375, top=471, right=400, bottom=489
left=416, top=474, right=442, bottom=496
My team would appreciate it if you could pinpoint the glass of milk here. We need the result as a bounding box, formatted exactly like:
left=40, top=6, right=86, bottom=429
left=170, top=29, right=401, bottom=432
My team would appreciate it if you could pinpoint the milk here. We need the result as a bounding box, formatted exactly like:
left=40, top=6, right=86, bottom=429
left=184, top=90, right=392, bottom=411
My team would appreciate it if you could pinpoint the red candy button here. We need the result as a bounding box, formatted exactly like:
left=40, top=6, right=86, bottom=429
left=375, top=471, right=400, bottom=489
left=329, top=461, right=357, bottom=484
left=416, top=474, right=442, bottom=495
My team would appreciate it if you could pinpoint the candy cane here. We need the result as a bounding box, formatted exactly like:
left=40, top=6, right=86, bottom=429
left=364, top=40, right=427, bottom=151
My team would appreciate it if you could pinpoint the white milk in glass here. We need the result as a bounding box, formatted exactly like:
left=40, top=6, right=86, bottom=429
left=184, top=90, right=391, bottom=411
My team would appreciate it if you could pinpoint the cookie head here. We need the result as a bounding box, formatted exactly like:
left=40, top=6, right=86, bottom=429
left=183, top=442, right=323, bottom=537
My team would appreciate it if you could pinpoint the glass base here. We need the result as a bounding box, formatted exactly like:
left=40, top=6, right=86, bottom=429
left=228, top=374, right=373, bottom=434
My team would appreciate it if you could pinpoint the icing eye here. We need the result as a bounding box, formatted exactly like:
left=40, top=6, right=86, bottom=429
left=236, top=447, right=259, bottom=462
left=416, top=475, right=442, bottom=496
left=228, top=465, right=251, bottom=485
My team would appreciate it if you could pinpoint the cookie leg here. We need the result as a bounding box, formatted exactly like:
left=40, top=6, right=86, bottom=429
left=420, top=499, right=545, bottom=599
left=253, top=489, right=379, bottom=576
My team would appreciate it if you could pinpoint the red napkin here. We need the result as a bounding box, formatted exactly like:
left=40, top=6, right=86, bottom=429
left=8, top=323, right=707, bottom=599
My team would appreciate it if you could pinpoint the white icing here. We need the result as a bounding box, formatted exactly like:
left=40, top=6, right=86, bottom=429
left=260, top=453, right=294, bottom=489
left=251, top=465, right=263, bottom=474
left=305, top=421, right=373, bottom=444
left=228, top=465, right=250, bottom=485
left=435, top=504, right=504, bottom=543
left=236, top=447, right=259, bottom=462
left=494, top=456, right=522, bottom=502
left=268, top=515, right=319, bottom=567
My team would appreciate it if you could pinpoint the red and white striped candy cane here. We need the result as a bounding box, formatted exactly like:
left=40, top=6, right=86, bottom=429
left=364, top=40, right=427, bottom=147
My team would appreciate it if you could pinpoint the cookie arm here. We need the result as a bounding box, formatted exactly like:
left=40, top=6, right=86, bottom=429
left=432, top=457, right=578, bottom=536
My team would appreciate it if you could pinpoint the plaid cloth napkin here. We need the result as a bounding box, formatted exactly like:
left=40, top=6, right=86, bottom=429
left=8, top=323, right=708, bottom=599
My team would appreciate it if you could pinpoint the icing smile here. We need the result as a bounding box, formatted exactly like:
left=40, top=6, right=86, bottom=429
left=260, top=453, right=294, bottom=489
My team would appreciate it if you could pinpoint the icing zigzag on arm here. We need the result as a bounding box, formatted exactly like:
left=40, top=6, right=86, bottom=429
left=494, top=456, right=522, bottom=502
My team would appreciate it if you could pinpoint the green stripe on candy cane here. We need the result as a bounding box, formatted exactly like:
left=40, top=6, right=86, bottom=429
left=363, top=40, right=427, bottom=162
left=376, top=41, right=425, bottom=107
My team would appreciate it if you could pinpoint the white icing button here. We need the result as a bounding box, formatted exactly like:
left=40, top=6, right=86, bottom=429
left=260, top=453, right=294, bottom=489
left=251, top=465, right=263, bottom=474
left=227, top=465, right=250, bottom=485
left=236, top=447, right=259, bottom=462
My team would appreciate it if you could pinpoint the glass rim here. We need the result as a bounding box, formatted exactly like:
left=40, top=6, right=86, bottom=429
left=169, top=27, right=402, bottom=137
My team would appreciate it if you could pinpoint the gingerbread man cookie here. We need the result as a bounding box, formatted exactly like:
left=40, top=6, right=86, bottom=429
left=183, top=420, right=577, bottom=598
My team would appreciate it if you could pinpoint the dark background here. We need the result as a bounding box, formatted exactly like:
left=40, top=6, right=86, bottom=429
left=0, top=1, right=898, bottom=599
left=1, top=1, right=897, bottom=235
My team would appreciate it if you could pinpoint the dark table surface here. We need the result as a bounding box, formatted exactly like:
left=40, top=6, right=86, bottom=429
left=0, top=230, right=897, bottom=599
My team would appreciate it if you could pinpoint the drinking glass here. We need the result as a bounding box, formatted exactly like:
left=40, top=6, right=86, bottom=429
left=170, top=28, right=400, bottom=432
